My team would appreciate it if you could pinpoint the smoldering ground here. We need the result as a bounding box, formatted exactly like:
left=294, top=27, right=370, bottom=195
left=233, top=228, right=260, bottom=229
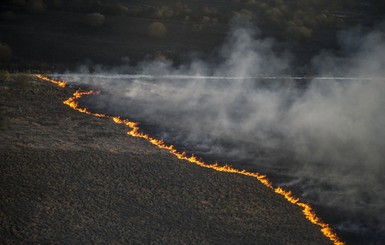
left=54, top=22, right=385, bottom=243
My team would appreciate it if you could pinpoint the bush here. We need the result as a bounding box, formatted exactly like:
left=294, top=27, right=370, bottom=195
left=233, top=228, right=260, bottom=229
left=0, top=43, right=12, bottom=62
left=153, top=3, right=190, bottom=19
left=203, top=6, right=217, bottom=15
left=174, top=2, right=190, bottom=16
left=146, top=22, right=167, bottom=38
left=298, top=26, right=313, bottom=39
left=201, top=16, right=211, bottom=24
left=154, top=6, right=174, bottom=18
left=232, top=9, right=253, bottom=21
left=153, top=51, right=171, bottom=63
left=284, top=22, right=313, bottom=40
left=83, top=13, right=105, bottom=27
left=26, top=0, right=46, bottom=13
left=127, top=5, right=145, bottom=16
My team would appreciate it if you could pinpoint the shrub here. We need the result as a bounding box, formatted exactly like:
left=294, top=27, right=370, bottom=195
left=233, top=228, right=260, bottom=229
left=153, top=3, right=190, bottom=19
left=153, top=51, right=171, bottom=63
left=0, top=43, right=12, bottom=62
left=146, top=22, right=167, bottom=38
left=203, top=6, right=217, bottom=15
left=283, top=22, right=313, bottom=40
left=83, top=13, right=105, bottom=27
left=26, top=0, right=46, bottom=13
left=128, top=5, right=144, bottom=16
left=154, top=6, right=174, bottom=18
left=232, top=9, right=253, bottom=21
left=298, top=26, right=313, bottom=39
left=201, top=16, right=211, bottom=24
left=266, top=7, right=282, bottom=21
left=174, top=2, right=190, bottom=16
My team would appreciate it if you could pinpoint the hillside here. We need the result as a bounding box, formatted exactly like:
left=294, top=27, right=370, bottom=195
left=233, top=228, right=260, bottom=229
left=0, top=74, right=333, bottom=244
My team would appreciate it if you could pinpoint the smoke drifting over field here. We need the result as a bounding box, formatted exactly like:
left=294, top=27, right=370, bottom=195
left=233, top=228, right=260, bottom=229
left=56, top=22, right=385, bottom=241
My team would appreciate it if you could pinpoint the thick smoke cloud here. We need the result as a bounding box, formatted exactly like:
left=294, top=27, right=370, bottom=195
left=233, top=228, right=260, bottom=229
left=58, top=22, right=385, bottom=235
left=288, top=27, right=385, bottom=233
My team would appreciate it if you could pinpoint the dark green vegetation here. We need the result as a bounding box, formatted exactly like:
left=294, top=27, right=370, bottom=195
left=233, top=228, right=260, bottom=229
left=0, top=0, right=383, bottom=71
left=0, top=75, right=333, bottom=244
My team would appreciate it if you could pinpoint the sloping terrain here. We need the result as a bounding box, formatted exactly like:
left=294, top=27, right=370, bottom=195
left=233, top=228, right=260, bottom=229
left=0, top=74, right=332, bottom=244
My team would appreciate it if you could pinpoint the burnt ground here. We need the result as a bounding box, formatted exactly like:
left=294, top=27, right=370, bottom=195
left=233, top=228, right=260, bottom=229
left=0, top=75, right=333, bottom=244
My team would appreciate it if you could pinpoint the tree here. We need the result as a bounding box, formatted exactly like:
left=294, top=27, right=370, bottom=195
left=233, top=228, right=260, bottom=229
left=0, top=43, right=12, bottom=62
left=146, top=22, right=167, bottom=38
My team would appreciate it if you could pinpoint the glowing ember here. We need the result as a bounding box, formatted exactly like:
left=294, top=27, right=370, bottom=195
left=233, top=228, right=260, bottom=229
left=37, top=74, right=345, bottom=245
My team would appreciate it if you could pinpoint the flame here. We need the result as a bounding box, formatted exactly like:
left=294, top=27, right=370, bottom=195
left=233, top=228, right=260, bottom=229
left=36, top=74, right=67, bottom=87
left=37, top=74, right=344, bottom=245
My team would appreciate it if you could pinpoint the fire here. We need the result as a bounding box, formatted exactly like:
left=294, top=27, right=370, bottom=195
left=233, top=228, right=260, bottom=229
left=36, top=74, right=67, bottom=87
left=37, top=74, right=345, bottom=245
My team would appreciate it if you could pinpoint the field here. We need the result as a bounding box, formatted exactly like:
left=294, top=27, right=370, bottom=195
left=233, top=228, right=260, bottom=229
left=1, top=1, right=384, bottom=244
left=0, top=74, right=333, bottom=243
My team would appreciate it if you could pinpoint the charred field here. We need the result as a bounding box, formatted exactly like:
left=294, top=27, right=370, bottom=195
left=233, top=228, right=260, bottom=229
left=0, top=75, right=335, bottom=243
left=73, top=75, right=385, bottom=245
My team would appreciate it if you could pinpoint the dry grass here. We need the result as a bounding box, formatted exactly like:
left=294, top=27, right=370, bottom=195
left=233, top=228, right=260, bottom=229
left=0, top=75, right=333, bottom=244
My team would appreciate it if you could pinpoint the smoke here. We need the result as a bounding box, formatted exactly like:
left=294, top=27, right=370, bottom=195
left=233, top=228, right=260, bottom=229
left=286, top=27, right=385, bottom=237
left=57, top=21, right=385, bottom=236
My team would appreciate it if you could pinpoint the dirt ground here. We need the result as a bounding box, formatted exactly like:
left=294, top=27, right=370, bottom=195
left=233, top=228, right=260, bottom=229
left=0, top=74, right=332, bottom=244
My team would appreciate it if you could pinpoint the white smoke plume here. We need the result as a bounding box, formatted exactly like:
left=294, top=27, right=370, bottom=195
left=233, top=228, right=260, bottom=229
left=55, top=21, right=385, bottom=238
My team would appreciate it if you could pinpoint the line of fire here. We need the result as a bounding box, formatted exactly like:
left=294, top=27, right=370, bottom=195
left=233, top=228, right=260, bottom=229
left=36, top=74, right=345, bottom=245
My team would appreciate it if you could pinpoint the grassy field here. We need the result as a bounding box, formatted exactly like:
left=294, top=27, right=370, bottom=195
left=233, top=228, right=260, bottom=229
left=0, top=74, right=334, bottom=243
left=0, top=1, right=382, bottom=243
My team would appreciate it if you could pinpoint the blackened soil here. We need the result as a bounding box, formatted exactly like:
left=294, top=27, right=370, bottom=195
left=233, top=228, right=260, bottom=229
left=0, top=74, right=332, bottom=244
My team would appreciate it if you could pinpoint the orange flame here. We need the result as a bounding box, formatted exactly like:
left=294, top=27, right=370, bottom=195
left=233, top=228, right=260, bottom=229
left=37, top=74, right=344, bottom=245
left=36, top=74, right=67, bottom=87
